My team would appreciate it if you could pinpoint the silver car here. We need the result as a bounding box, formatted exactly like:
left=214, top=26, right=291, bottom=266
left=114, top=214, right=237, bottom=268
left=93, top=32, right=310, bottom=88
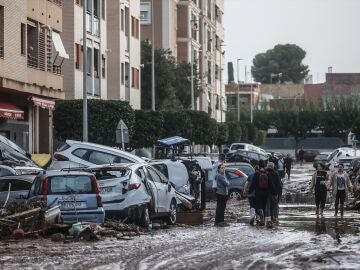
left=0, top=175, right=37, bottom=206
left=48, top=140, right=145, bottom=170
left=86, top=163, right=177, bottom=227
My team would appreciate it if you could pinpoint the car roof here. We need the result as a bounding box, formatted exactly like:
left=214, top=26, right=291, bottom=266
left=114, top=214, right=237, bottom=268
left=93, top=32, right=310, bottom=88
left=0, top=174, right=37, bottom=182
left=64, top=140, right=145, bottom=162
left=225, top=162, right=253, bottom=166
left=87, top=163, right=140, bottom=170
left=38, top=170, right=94, bottom=177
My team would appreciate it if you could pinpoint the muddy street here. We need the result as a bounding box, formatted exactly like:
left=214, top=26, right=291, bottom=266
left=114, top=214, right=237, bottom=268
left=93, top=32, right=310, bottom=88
left=1, top=164, right=360, bottom=270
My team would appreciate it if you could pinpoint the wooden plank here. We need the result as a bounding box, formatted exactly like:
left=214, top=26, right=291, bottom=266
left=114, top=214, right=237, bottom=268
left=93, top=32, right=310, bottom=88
left=5, top=208, right=42, bottom=220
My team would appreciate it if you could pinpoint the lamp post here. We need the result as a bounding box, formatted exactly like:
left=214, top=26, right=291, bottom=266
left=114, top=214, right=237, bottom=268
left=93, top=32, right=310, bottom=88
left=151, top=0, right=155, bottom=111
left=82, top=0, right=88, bottom=141
left=219, top=46, right=225, bottom=122
left=190, top=19, right=198, bottom=110
left=236, top=58, right=243, bottom=121
left=250, top=75, right=253, bottom=123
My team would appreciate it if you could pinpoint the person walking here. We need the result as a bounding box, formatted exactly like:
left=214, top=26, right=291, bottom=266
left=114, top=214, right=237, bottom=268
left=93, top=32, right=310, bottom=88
left=329, top=163, right=353, bottom=217
left=298, top=148, right=305, bottom=166
left=309, top=163, right=328, bottom=216
left=243, top=165, right=260, bottom=226
left=284, top=153, right=293, bottom=180
left=212, top=154, right=225, bottom=193
left=249, top=160, right=275, bottom=227
left=269, top=152, right=279, bottom=170
left=277, top=154, right=285, bottom=179
left=266, top=162, right=282, bottom=224
left=214, top=164, right=230, bottom=226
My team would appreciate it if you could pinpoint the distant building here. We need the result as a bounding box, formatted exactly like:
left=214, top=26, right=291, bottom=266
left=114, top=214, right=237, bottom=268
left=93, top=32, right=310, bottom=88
left=304, top=83, right=324, bottom=103
left=140, top=0, right=226, bottom=122
left=324, top=73, right=360, bottom=99
left=0, top=0, right=67, bottom=154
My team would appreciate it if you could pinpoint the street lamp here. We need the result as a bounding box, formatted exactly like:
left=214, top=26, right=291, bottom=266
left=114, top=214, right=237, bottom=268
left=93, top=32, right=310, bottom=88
left=82, top=0, right=88, bottom=141
left=151, top=0, right=155, bottom=111
left=236, top=58, right=243, bottom=121
left=219, top=44, right=225, bottom=122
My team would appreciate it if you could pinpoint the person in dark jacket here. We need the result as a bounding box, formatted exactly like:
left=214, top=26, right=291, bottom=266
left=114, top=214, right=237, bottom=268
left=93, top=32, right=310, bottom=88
left=243, top=165, right=260, bottom=226
left=266, top=162, right=282, bottom=223
left=249, top=160, right=275, bottom=227
left=214, top=164, right=230, bottom=226
left=284, top=153, right=293, bottom=180
left=309, top=163, right=328, bottom=216
left=269, top=152, right=279, bottom=170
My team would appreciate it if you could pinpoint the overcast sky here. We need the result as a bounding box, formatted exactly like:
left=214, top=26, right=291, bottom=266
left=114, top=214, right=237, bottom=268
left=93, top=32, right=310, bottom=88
left=223, top=0, right=360, bottom=83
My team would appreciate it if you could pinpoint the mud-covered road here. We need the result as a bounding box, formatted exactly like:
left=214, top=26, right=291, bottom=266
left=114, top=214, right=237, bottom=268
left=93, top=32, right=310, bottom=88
left=1, top=164, right=359, bottom=270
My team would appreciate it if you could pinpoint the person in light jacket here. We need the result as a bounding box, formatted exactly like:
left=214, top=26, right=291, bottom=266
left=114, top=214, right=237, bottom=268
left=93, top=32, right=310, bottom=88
left=328, top=163, right=353, bottom=217
left=309, top=163, right=328, bottom=216
left=214, top=164, right=230, bottom=226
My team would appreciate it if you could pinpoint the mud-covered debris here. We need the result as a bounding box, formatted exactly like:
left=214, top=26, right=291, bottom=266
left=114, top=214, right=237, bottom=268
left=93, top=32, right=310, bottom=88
left=51, top=233, right=65, bottom=242
left=103, top=221, right=141, bottom=234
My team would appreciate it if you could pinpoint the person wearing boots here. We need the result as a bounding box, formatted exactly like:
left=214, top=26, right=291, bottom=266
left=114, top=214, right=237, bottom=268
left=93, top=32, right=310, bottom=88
left=329, top=163, right=353, bottom=217
left=243, top=165, right=260, bottom=226
left=310, top=163, right=328, bottom=216
left=214, top=164, right=230, bottom=226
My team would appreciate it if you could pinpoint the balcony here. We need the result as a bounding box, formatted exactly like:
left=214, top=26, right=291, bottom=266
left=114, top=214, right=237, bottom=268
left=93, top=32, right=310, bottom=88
left=47, top=0, right=62, bottom=6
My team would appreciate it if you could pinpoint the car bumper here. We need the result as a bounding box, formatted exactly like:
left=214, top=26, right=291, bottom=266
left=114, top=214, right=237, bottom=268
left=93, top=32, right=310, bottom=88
left=60, top=208, right=105, bottom=224
left=104, top=204, right=147, bottom=219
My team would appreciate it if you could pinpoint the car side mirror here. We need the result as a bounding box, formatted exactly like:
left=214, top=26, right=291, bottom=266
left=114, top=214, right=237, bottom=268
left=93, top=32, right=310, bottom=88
left=168, top=183, right=172, bottom=192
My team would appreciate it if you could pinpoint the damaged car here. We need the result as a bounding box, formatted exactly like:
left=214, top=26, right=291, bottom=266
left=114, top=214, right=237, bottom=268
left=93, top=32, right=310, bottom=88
left=84, top=163, right=177, bottom=227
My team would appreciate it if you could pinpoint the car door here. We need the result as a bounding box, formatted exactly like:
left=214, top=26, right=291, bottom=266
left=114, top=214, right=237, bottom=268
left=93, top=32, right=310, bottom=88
left=143, top=166, right=161, bottom=213
left=147, top=166, right=168, bottom=213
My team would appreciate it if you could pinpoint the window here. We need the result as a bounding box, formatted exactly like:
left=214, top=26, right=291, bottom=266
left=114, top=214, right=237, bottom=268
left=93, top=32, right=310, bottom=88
left=75, top=43, right=82, bottom=70
left=8, top=179, right=32, bottom=191
left=131, top=16, right=139, bottom=39
left=27, top=22, right=39, bottom=68
left=207, top=61, right=212, bottom=84
left=72, top=148, right=88, bottom=159
left=101, top=54, right=105, bottom=78
left=101, top=0, right=105, bottom=19
left=121, top=9, right=124, bottom=31
left=152, top=164, right=169, bottom=179
left=147, top=167, right=161, bottom=183
left=131, top=67, right=139, bottom=89
left=93, top=0, right=99, bottom=17
left=207, top=29, right=211, bottom=52
left=21, top=23, right=26, bottom=55
left=88, top=151, right=117, bottom=165
left=94, top=47, right=99, bottom=78
left=121, top=63, right=124, bottom=84
left=140, top=3, right=151, bottom=24
left=49, top=176, right=93, bottom=194
left=86, top=47, right=91, bottom=75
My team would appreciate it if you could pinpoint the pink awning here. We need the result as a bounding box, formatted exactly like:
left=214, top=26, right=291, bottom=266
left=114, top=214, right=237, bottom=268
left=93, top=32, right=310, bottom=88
left=31, top=96, right=55, bottom=109
left=0, top=102, right=24, bottom=120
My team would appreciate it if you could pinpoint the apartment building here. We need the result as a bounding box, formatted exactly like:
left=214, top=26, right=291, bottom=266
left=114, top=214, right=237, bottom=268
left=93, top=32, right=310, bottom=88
left=0, top=0, right=67, bottom=154
left=140, top=0, right=226, bottom=122
left=62, top=0, right=141, bottom=109
left=107, top=0, right=141, bottom=109
left=62, top=0, right=107, bottom=100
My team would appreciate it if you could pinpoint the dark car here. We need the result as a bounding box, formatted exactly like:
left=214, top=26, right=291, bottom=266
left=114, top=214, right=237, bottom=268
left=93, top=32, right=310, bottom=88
left=300, top=150, right=320, bottom=162
left=313, top=154, right=329, bottom=169
left=226, top=150, right=268, bottom=167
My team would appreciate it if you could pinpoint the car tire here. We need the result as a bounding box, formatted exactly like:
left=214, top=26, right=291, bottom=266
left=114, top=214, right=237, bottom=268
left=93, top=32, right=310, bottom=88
left=166, top=200, right=177, bottom=225
left=228, top=189, right=243, bottom=202
left=138, top=205, right=150, bottom=228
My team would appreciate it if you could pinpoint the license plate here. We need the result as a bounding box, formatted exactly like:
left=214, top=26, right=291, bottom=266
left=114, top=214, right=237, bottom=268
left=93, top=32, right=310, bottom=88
left=100, top=187, right=113, bottom=194
left=60, top=201, right=87, bottom=210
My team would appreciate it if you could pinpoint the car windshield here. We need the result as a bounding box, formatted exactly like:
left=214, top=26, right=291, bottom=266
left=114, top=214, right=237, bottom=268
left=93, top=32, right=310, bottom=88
left=93, top=168, right=131, bottom=179
left=231, top=144, right=244, bottom=151
left=49, top=175, right=94, bottom=194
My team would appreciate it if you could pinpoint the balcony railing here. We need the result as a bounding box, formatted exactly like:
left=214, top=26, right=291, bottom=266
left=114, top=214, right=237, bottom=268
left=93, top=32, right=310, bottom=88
left=27, top=54, right=38, bottom=68
left=0, top=46, right=3, bottom=58
left=53, top=64, right=62, bottom=75
left=47, top=0, right=62, bottom=6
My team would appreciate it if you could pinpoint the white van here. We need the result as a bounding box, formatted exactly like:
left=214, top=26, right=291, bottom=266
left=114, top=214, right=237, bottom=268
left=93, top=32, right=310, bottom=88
left=326, top=147, right=360, bottom=171
left=228, top=143, right=267, bottom=156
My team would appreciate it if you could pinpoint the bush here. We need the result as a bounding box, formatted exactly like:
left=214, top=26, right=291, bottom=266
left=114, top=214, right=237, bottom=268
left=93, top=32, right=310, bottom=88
left=54, top=99, right=135, bottom=146
left=227, top=121, right=242, bottom=144
left=185, top=110, right=218, bottom=146
left=216, top=123, right=229, bottom=147
left=161, top=110, right=192, bottom=139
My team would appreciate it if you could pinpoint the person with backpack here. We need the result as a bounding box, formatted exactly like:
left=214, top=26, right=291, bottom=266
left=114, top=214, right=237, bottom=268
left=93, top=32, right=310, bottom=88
left=266, top=162, right=283, bottom=223
left=309, top=162, right=328, bottom=216
left=243, top=165, right=260, bottom=226
left=214, top=164, right=230, bottom=226
left=284, top=153, right=293, bottom=180
left=249, top=160, right=275, bottom=227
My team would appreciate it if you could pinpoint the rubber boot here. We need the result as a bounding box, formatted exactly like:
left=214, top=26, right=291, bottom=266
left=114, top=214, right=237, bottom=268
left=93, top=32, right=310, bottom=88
left=249, top=208, right=255, bottom=226
left=265, top=217, right=273, bottom=229
left=334, top=206, right=338, bottom=217
left=258, top=209, right=265, bottom=226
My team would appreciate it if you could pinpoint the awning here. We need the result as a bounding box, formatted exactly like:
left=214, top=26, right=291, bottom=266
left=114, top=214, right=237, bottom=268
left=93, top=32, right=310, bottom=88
left=52, top=31, right=69, bottom=59
left=156, top=136, right=191, bottom=147
left=31, top=96, right=55, bottom=110
left=0, top=102, right=24, bottom=120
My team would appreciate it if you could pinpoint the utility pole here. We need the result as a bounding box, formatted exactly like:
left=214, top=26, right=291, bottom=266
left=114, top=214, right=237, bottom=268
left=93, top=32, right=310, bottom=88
left=236, top=59, right=242, bottom=121
left=82, top=0, right=88, bottom=141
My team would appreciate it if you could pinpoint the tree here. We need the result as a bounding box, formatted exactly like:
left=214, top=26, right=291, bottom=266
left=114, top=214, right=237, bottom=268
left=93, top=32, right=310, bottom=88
left=216, top=123, right=229, bottom=148
left=227, top=121, right=242, bottom=145
left=185, top=110, right=218, bottom=146
left=141, top=40, right=202, bottom=110
left=251, top=44, right=309, bottom=84
left=162, top=110, right=192, bottom=139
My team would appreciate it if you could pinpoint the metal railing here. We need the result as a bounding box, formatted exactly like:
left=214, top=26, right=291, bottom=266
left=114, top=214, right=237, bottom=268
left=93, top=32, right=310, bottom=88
left=47, top=0, right=62, bottom=6
left=53, top=64, right=62, bottom=75
left=27, top=54, right=38, bottom=68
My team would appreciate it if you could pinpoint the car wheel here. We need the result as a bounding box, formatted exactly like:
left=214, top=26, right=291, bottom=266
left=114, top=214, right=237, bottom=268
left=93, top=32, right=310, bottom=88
left=166, top=200, right=177, bottom=225
left=138, top=205, right=150, bottom=228
left=228, top=189, right=243, bottom=203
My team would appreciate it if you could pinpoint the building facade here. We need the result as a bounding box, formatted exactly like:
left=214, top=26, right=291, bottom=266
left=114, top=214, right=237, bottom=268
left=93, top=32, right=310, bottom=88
left=107, top=0, right=141, bottom=109
left=140, top=0, right=226, bottom=122
left=0, top=0, right=67, bottom=154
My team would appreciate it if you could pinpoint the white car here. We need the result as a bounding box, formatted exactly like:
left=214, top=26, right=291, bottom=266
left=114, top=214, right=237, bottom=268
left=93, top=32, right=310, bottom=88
left=48, top=140, right=145, bottom=170
left=86, top=163, right=177, bottom=226
left=326, top=147, right=360, bottom=171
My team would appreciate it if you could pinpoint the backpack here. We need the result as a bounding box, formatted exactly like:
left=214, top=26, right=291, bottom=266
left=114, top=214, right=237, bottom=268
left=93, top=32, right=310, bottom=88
left=258, top=169, right=269, bottom=189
